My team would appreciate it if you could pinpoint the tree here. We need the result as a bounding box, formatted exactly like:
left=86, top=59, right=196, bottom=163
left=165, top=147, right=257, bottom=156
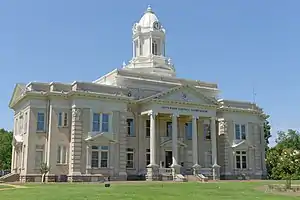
left=40, top=163, right=50, bottom=183
left=0, top=129, right=13, bottom=170
left=263, top=115, right=271, bottom=152
left=266, top=129, right=300, bottom=180
left=272, top=149, right=300, bottom=189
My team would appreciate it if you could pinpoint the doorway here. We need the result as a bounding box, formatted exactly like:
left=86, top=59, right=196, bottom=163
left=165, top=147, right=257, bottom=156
left=165, top=151, right=172, bottom=168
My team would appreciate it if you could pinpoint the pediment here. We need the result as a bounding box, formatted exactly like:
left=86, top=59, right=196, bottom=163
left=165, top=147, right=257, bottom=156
left=137, top=84, right=218, bottom=105
left=9, top=84, right=27, bottom=108
left=160, top=138, right=187, bottom=147
left=85, top=132, right=117, bottom=143
left=231, top=140, right=254, bottom=149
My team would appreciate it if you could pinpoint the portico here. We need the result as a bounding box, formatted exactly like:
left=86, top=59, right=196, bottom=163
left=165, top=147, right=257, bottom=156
left=141, top=103, right=220, bottom=180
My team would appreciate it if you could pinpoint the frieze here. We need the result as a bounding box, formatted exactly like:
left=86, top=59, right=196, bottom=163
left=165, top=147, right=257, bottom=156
left=161, top=106, right=208, bottom=113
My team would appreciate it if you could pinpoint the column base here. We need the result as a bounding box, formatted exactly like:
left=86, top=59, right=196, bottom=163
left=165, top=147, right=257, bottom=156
left=212, top=164, right=220, bottom=180
left=192, top=164, right=201, bottom=175
left=146, top=164, right=159, bottom=181
left=171, top=164, right=181, bottom=178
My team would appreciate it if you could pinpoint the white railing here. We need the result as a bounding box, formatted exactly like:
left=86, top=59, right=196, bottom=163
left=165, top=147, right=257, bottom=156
left=199, top=168, right=212, bottom=176
left=159, top=168, right=173, bottom=175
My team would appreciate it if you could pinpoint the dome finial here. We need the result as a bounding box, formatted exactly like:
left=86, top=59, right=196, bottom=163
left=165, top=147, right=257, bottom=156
left=146, top=5, right=154, bottom=13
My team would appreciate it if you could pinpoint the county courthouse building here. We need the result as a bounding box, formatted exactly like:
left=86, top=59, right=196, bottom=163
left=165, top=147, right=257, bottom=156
left=7, top=6, right=267, bottom=182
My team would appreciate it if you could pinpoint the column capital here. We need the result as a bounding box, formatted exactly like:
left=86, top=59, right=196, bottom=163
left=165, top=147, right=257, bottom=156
left=172, top=113, right=179, bottom=118
left=192, top=115, right=199, bottom=120
left=148, top=111, right=158, bottom=116
left=210, top=116, right=217, bottom=121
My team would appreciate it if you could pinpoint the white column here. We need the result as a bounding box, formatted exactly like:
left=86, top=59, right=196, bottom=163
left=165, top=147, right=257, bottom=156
left=192, top=116, right=199, bottom=167
left=149, top=112, right=157, bottom=166
left=11, top=145, right=16, bottom=172
left=171, top=114, right=178, bottom=166
left=211, top=117, right=217, bottom=165
left=211, top=117, right=220, bottom=180
left=86, top=145, right=90, bottom=174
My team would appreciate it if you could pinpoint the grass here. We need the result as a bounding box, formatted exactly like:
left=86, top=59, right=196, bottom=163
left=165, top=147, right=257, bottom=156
left=0, top=181, right=299, bottom=200
left=0, top=184, right=12, bottom=189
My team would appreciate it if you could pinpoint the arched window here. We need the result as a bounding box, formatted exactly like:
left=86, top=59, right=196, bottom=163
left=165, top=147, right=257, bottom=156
left=152, top=41, right=158, bottom=55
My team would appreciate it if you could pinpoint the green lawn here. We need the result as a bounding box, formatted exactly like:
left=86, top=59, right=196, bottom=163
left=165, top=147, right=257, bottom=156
left=0, top=181, right=299, bottom=200
left=0, top=184, right=12, bottom=189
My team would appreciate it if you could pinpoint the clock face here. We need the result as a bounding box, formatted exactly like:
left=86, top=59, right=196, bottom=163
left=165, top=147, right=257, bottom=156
left=153, top=21, right=160, bottom=30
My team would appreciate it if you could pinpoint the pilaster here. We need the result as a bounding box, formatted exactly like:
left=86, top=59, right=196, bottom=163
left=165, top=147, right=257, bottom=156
left=118, top=111, right=128, bottom=179
left=68, top=106, right=83, bottom=182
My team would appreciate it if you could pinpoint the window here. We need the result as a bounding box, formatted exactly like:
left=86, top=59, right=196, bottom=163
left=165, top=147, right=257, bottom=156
left=57, top=145, right=67, bottom=164
left=140, top=40, right=143, bottom=56
left=235, top=151, right=247, bottom=169
left=127, top=119, right=135, bottom=136
left=146, top=149, right=150, bottom=166
left=92, top=113, right=110, bottom=132
left=235, top=124, right=246, bottom=140
left=185, top=122, right=192, bottom=140
left=126, top=148, right=134, bottom=169
left=35, top=145, right=44, bottom=168
left=204, top=124, right=211, bottom=140
left=152, top=41, right=158, bottom=55
left=91, top=146, right=109, bottom=168
left=102, top=114, right=109, bottom=132
left=205, top=151, right=212, bottom=168
left=166, top=122, right=172, bottom=137
left=37, top=112, right=45, bottom=131
left=58, top=112, right=68, bottom=127
left=146, top=120, right=150, bottom=137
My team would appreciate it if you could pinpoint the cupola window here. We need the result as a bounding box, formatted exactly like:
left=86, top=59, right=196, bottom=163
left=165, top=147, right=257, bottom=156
left=152, top=41, right=158, bottom=55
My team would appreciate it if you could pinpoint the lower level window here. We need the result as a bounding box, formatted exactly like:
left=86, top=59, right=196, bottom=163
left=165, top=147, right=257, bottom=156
left=146, top=149, right=150, bottom=166
left=91, top=146, right=109, bottom=168
left=126, top=148, right=134, bottom=169
left=57, top=145, right=67, bottom=164
left=35, top=146, right=44, bottom=168
left=235, top=151, right=247, bottom=169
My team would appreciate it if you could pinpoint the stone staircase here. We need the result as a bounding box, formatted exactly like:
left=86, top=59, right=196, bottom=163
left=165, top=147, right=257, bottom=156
left=0, top=173, right=19, bottom=182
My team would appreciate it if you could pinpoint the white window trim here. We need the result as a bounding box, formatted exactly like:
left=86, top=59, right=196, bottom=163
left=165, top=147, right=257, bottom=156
left=58, top=112, right=68, bottom=127
left=35, top=146, right=44, bottom=168
left=234, top=150, right=248, bottom=169
left=57, top=145, right=68, bottom=165
left=91, top=112, right=112, bottom=133
left=126, top=148, right=135, bottom=169
left=37, top=111, right=46, bottom=132
left=91, top=146, right=109, bottom=168
left=234, top=123, right=247, bottom=140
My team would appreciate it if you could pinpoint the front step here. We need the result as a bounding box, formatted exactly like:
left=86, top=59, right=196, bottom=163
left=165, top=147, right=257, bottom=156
left=174, top=174, right=187, bottom=182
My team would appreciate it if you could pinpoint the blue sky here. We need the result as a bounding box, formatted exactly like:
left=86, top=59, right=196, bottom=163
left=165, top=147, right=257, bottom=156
left=0, top=0, right=299, bottom=146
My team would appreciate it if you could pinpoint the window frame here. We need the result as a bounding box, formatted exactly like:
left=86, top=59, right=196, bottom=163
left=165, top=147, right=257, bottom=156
left=57, top=145, right=67, bottom=165
left=152, top=40, right=158, bottom=55
left=126, top=148, right=134, bottom=169
left=235, top=151, right=247, bottom=169
left=203, top=123, right=211, bottom=140
left=146, top=149, right=150, bottom=166
left=91, top=146, right=109, bottom=168
left=92, top=113, right=111, bottom=133
left=37, top=112, right=45, bottom=132
left=58, top=112, right=68, bottom=127
left=126, top=118, right=135, bottom=137
left=35, top=145, right=44, bottom=168
left=145, top=119, right=150, bottom=137
left=234, top=124, right=247, bottom=140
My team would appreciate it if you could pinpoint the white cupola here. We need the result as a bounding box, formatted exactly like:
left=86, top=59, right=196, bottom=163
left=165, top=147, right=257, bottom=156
left=124, top=5, right=176, bottom=77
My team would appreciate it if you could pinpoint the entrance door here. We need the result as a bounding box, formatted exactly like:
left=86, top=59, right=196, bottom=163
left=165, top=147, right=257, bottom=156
left=165, top=151, right=172, bottom=168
